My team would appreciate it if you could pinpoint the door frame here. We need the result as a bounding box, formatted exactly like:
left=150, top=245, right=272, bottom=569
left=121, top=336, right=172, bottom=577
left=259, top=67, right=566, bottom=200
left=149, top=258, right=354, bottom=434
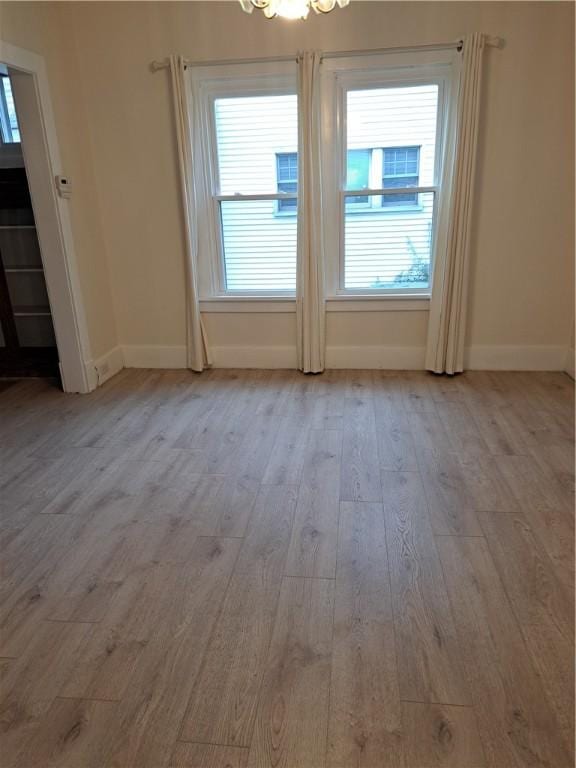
left=0, top=40, right=92, bottom=392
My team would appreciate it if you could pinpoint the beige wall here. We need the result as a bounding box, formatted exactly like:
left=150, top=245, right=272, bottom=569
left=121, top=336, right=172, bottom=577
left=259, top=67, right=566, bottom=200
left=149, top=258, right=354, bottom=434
left=1, top=1, right=574, bottom=364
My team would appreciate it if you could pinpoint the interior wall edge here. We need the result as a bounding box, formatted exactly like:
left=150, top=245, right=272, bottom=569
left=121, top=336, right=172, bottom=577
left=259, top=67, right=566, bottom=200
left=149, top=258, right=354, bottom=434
left=564, top=346, right=575, bottom=380
left=84, top=345, right=125, bottom=390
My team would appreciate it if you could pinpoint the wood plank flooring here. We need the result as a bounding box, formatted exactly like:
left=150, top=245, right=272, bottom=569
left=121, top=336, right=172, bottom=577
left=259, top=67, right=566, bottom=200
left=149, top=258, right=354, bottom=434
left=0, top=369, right=573, bottom=768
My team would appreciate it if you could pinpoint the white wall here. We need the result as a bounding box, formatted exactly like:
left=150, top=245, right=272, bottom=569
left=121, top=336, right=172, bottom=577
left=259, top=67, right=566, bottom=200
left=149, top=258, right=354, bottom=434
left=0, top=1, right=573, bottom=371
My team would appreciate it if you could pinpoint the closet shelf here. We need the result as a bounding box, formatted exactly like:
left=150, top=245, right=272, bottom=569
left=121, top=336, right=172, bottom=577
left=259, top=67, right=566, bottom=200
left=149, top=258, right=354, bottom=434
left=13, top=305, right=52, bottom=318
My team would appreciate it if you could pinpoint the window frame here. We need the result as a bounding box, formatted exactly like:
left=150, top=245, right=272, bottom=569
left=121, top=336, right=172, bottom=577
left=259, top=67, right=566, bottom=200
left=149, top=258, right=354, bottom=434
left=190, top=62, right=299, bottom=299
left=381, top=145, right=421, bottom=208
left=345, top=148, right=372, bottom=208
left=189, top=51, right=459, bottom=306
left=321, top=52, right=457, bottom=299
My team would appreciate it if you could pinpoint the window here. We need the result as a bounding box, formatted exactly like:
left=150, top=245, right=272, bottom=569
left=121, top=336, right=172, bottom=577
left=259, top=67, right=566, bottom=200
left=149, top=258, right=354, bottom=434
left=346, top=149, right=370, bottom=205
left=210, top=89, right=298, bottom=293
left=345, top=147, right=421, bottom=210
left=191, top=53, right=455, bottom=301
left=0, top=74, right=20, bottom=144
left=276, top=152, right=298, bottom=213
left=341, top=83, right=441, bottom=292
left=382, top=146, right=420, bottom=207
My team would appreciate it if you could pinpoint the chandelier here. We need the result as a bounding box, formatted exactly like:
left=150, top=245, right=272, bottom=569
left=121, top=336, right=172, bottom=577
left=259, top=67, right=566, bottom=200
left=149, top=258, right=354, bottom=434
left=239, top=0, right=350, bottom=20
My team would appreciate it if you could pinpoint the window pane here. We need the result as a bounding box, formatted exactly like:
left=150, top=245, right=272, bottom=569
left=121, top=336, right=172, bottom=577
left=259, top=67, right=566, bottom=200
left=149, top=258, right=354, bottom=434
left=215, top=94, right=298, bottom=195
left=277, top=152, right=298, bottom=182
left=382, top=172, right=419, bottom=207
left=344, top=85, right=438, bottom=292
left=347, top=85, right=438, bottom=187
left=344, top=191, right=434, bottom=290
left=276, top=152, right=298, bottom=212
left=346, top=149, right=370, bottom=189
left=0, top=75, right=20, bottom=143
left=346, top=149, right=370, bottom=204
left=220, top=200, right=296, bottom=291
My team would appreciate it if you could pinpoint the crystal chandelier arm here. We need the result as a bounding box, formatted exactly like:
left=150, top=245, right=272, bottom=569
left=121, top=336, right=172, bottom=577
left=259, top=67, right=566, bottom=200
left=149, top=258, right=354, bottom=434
left=312, top=0, right=337, bottom=13
left=238, top=0, right=349, bottom=17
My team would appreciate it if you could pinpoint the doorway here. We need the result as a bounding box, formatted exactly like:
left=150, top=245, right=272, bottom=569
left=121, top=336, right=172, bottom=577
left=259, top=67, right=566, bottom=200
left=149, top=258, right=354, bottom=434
left=0, top=68, right=60, bottom=378
left=0, top=40, right=93, bottom=393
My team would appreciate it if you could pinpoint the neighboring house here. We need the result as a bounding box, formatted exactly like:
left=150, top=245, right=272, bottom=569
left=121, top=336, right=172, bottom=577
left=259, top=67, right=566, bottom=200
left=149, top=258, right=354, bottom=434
left=215, top=86, right=437, bottom=291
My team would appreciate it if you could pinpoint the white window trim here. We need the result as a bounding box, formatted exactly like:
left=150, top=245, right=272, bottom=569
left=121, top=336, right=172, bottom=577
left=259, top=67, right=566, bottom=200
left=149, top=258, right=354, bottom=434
left=189, top=50, right=460, bottom=309
left=199, top=296, right=429, bottom=313
left=321, top=50, right=459, bottom=300
left=189, top=62, right=298, bottom=300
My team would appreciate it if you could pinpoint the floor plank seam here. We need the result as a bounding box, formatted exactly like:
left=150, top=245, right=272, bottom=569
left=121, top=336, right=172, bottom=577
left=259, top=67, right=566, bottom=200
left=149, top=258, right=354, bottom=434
left=174, top=739, right=250, bottom=750
left=323, top=492, right=343, bottom=765
left=173, top=529, right=246, bottom=747
left=238, top=497, right=301, bottom=753
left=45, top=618, right=102, bottom=625
left=281, top=574, right=336, bottom=581
left=399, top=698, right=476, bottom=709
left=56, top=694, right=120, bottom=704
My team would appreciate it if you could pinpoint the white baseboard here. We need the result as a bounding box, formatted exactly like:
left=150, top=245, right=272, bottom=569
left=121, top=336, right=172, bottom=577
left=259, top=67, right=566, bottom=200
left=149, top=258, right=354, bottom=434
left=119, top=343, right=569, bottom=372
left=564, top=346, right=575, bottom=379
left=465, top=345, right=568, bottom=371
left=85, top=345, right=124, bottom=390
left=120, top=344, right=421, bottom=370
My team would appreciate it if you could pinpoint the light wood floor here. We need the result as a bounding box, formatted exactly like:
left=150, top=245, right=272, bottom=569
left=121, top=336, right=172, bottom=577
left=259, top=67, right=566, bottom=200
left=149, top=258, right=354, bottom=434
left=0, top=369, right=574, bottom=768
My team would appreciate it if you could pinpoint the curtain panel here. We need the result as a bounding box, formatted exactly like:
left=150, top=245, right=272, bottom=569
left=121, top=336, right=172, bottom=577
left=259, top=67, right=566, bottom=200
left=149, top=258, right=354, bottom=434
left=425, top=33, right=486, bottom=374
left=296, top=51, right=326, bottom=374
left=169, top=55, right=211, bottom=372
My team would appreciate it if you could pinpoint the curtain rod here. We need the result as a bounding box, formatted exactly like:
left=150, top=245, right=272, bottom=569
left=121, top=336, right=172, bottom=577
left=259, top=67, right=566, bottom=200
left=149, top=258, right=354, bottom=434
left=150, top=35, right=503, bottom=71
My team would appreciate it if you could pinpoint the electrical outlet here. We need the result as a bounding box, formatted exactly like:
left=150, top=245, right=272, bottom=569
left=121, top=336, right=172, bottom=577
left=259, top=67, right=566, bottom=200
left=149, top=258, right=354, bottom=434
left=96, top=361, right=110, bottom=382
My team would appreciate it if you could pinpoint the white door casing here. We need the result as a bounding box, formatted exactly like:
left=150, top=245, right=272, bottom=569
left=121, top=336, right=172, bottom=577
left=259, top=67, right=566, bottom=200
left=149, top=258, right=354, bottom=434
left=1, top=40, right=92, bottom=392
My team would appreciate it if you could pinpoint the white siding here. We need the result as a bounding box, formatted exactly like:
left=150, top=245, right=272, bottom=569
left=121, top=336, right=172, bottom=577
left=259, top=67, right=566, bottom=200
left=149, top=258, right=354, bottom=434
left=213, top=85, right=438, bottom=292
left=220, top=200, right=296, bottom=290
left=215, top=94, right=298, bottom=195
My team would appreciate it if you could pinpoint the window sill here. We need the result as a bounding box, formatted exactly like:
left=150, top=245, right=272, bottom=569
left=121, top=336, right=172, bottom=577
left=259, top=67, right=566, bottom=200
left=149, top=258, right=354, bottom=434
left=327, top=295, right=429, bottom=312
left=200, top=296, right=294, bottom=313
left=270, top=205, right=425, bottom=217
left=346, top=204, right=424, bottom=215
left=199, top=295, right=430, bottom=313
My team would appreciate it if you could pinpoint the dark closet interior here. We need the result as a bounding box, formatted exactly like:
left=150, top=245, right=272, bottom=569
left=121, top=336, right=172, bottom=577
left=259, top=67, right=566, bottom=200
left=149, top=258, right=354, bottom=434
left=0, top=166, right=59, bottom=378
left=0, top=68, right=59, bottom=380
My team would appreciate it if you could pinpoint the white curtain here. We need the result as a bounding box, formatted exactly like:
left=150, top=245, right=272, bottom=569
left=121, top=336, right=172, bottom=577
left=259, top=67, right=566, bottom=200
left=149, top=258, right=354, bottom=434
left=425, top=33, right=486, bottom=374
left=296, top=51, right=326, bottom=374
left=169, top=55, right=211, bottom=372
